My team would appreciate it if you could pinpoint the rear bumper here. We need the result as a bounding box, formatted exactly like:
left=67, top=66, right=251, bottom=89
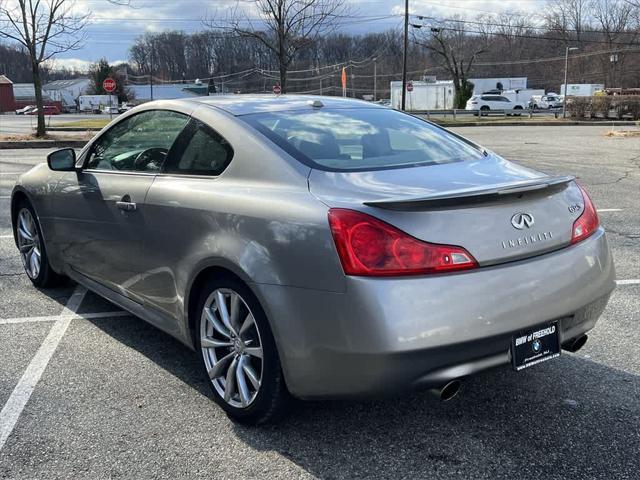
left=254, top=228, right=615, bottom=399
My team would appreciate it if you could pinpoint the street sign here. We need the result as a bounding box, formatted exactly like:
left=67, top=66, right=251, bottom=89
left=273, top=84, right=281, bottom=95
left=103, top=78, right=116, bottom=93
left=407, top=81, right=413, bottom=92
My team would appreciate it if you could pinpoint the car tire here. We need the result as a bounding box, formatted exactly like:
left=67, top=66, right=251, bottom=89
left=195, top=275, right=290, bottom=425
left=480, top=106, right=489, bottom=116
left=14, top=199, right=66, bottom=288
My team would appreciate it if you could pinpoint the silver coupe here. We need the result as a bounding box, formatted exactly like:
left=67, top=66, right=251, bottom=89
left=11, top=95, right=615, bottom=424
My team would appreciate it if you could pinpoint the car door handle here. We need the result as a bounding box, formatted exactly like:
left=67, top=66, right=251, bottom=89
left=116, top=195, right=137, bottom=212
left=116, top=201, right=136, bottom=212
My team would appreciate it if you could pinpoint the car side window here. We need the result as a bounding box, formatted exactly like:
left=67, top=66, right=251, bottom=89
left=164, top=119, right=234, bottom=176
left=86, top=110, right=189, bottom=173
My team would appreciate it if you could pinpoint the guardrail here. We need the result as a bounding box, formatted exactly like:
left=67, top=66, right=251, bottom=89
left=409, top=108, right=564, bottom=120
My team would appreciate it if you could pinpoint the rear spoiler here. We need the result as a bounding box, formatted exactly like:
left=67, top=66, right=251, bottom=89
left=363, top=175, right=575, bottom=210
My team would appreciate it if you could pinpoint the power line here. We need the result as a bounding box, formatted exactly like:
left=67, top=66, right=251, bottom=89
left=411, top=22, right=640, bottom=47
left=411, top=13, right=640, bottom=37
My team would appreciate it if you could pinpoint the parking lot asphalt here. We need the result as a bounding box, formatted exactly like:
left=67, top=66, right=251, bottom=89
left=0, top=125, right=638, bottom=479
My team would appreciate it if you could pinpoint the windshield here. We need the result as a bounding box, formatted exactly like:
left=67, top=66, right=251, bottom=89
left=241, top=108, right=485, bottom=171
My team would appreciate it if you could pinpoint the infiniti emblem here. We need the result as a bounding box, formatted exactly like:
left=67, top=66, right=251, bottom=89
left=511, top=213, right=535, bottom=230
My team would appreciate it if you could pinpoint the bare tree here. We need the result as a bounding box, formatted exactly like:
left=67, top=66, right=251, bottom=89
left=591, top=0, right=639, bottom=86
left=210, top=0, right=349, bottom=93
left=0, top=0, right=87, bottom=136
left=414, top=19, right=487, bottom=108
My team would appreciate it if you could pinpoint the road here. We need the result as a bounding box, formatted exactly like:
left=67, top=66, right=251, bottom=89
left=0, top=125, right=638, bottom=479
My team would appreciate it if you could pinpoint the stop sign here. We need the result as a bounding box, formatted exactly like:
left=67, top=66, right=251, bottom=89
left=273, top=84, right=281, bottom=95
left=103, top=78, right=116, bottom=93
left=407, top=81, right=413, bottom=92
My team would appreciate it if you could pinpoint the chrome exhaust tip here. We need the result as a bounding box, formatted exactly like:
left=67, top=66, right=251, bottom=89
left=432, top=379, right=461, bottom=402
left=563, top=334, right=588, bottom=353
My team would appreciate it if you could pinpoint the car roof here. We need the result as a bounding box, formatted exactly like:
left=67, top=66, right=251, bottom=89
left=181, top=94, right=383, bottom=116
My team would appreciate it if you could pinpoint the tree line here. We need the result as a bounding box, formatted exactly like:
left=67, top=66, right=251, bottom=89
left=123, top=0, right=640, bottom=105
left=1, top=0, right=639, bottom=135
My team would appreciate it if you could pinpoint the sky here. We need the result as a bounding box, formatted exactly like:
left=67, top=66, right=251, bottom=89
left=37, top=0, right=547, bottom=70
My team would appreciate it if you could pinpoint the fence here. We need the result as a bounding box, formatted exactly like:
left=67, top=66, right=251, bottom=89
left=408, top=109, right=562, bottom=120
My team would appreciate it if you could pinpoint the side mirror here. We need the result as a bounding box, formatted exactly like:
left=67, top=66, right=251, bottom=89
left=47, top=148, right=77, bottom=171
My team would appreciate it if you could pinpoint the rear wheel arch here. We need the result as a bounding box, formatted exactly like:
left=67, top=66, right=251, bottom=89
left=186, top=264, right=257, bottom=345
left=10, top=190, right=31, bottom=242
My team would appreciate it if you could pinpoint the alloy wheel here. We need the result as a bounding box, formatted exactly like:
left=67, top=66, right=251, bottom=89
left=16, top=208, right=42, bottom=280
left=200, top=288, right=264, bottom=408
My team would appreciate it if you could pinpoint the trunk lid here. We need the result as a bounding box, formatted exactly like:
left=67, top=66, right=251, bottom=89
left=309, top=155, right=585, bottom=266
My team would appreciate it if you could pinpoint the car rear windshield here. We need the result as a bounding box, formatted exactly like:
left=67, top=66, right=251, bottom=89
left=241, top=108, right=485, bottom=171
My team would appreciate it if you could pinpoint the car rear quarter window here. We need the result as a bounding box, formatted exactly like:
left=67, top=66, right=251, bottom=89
left=241, top=108, right=484, bottom=172
left=163, top=119, right=234, bottom=176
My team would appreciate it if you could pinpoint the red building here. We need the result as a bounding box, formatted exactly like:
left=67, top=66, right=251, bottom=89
left=0, top=75, right=16, bottom=112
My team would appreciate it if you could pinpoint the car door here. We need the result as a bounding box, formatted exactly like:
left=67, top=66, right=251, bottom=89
left=499, top=96, right=513, bottom=110
left=123, top=117, right=235, bottom=322
left=483, top=95, right=498, bottom=109
left=52, top=109, right=190, bottom=296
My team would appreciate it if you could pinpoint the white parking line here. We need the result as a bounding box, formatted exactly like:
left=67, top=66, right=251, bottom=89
left=598, top=208, right=623, bottom=212
left=0, top=235, right=13, bottom=239
left=617, top=279, right=640, bottom=286
left=0, top=310, right=131, bottom=326
left=0, top=173, right=22, bottom=176
left=0, top=285, right=86, bottom=451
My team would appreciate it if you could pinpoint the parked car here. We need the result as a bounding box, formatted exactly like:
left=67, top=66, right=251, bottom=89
left=26, top=105, right=60, bottom=115
left=15, top=105, right=36, bottom=115
left=11, top=96, right=615, bottom=424
left=531, top=95, right=563, bottom=110
left=466, top=95, right=524, bottom=115
left=101, top=106, right=120, bottom=115
left=119, top=102, right=134, bottom=113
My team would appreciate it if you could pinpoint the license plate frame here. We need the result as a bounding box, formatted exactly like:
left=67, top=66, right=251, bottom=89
left=511, top=321, right=561, bottom=371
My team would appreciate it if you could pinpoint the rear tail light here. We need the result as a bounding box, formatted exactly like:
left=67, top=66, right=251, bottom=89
left=327, top=208, right=477, bottom=276
left=571, top=183, right=599, bottom=244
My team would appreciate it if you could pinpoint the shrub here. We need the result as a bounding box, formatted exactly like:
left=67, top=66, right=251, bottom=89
left=591, top=96, right=612, bottom=118
left=566, top=96, right=590, bottom=118
left=612, top=96, right=640, bottom=120
left=565, top=95, right=640, bottom=120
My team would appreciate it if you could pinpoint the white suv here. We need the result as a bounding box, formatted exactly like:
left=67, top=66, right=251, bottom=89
left=466, top=95, right=524, bottom=115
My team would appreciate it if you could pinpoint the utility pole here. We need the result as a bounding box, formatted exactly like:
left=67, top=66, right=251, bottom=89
left=373, top=57, right=377, bottom=102
left=149, top=48, right=154, bottom=101
left=401, top=0, right=409, bottom=110
left=563, top=46, right=578, bottom=118
left=351, top=70, right=355, bottom=98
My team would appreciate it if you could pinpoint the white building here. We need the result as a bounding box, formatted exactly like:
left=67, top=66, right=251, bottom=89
left=128, top=83, right=209, bottom=102
left=559, top=84, right=605, bottom=96
left=390, top=80, right=455, bottom=111
left=468, top=77, right=528, bottom=95
left=43, top=78, right=91, bottom=110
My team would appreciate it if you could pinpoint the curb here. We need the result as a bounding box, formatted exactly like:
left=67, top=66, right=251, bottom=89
left=0, top=140, right=87, bottom=149
left=47, top=127, right=102, bottom=132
